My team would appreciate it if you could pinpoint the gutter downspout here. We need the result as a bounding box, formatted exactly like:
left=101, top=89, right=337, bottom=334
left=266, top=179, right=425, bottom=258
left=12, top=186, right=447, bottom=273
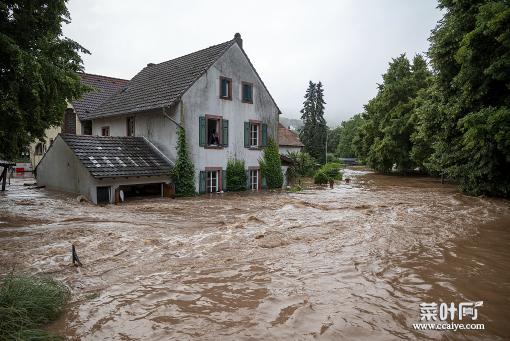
left=163, top=106, right=184, bottom=130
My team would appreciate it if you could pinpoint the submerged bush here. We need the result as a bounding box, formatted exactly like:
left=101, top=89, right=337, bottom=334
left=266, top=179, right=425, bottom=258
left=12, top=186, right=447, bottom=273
left=321, top=163, right=343, bottom=180
left=314, top=170, right=328, bottom=185
left=259, top=139, right=284, bottom=189
left=0, top=269, right=70, bottom=340
left=226, top=157, right=248, bottom=192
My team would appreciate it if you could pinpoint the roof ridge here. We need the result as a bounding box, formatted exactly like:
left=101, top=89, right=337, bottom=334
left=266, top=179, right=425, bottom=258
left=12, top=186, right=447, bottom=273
left=77, top=72, right=129, bottom=82
left=88, top=37, right=237, bottom=119
left=155, top=39, right=235, bottom=68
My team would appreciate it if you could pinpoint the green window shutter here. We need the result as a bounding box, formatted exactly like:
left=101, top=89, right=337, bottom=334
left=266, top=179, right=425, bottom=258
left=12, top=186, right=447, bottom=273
left=247, top=85, right=252, bottom=101
left=246, top=170, right=250, bottom=190
left=221, top=79, right=227, bottom=97
left=244, top=122, right=250, bottom=148
left=262, top=175, right=267, bottom=189
left=243, top=85, right=251, bottom=101
left=222, top=119, right=229, bottom=147
left=262, top=124, right=268, bottom=148
left=222, top=169, right=227, bottom=192
left=199, top=117, right=206, bottom=146
left=199, top=171, right=206, bottom=194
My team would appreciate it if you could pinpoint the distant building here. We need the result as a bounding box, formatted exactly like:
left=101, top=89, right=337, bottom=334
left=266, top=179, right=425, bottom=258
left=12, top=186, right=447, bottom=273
left=279, top=123, right=304, bottom=155
left=29, top=73, right=128, bottom=169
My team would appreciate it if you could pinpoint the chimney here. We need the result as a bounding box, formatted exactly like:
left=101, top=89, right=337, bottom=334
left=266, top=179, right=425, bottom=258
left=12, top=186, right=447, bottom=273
left=234, top=33, right=242, bottom=49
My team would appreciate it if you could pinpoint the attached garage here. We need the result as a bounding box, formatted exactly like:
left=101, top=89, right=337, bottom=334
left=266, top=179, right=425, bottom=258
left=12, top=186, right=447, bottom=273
left=35, top=134, right=175, bottom=204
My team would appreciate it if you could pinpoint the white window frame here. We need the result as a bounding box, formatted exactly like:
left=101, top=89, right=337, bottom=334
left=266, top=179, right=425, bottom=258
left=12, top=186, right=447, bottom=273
left=250, top=123, right=259, bottom=147
left=207, top=170, right=218, bottom=193
left=249, top=169, right=258, bottom=190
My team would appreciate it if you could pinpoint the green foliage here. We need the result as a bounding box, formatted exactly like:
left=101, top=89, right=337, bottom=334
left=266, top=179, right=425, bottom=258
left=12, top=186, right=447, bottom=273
left=0, top=1, right=95, bottom=160
left=85, top=293, right=100, bottom=300
left=327, top=126, right=342, bottom=153
left=313, top=170, right=328, bottom=185
left=320, top=163, right=343, bottom=180
left=226, top=157, right=248, bottom=192
left=172, top=129, right=199, bottom=197
left=356, top=54, right=431, bottom=173
left=327, top=153, right=342, bottom=164
left=284, top=185, right=303, bottom=192
left=286, top=151, right=316, bottom=177
left=414, top=0, right=510, bottom=197
left=337, top=114, right=365, bottom=158
left=259, top=139, right=283, bottom=189
left=299, top=81, right=328, bottom=164
left=0, top=268, right=70, bottom=340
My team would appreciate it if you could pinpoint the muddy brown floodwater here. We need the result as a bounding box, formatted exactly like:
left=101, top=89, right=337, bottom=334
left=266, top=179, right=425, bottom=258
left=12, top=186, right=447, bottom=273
left=1, top=167, right=509, bottom=340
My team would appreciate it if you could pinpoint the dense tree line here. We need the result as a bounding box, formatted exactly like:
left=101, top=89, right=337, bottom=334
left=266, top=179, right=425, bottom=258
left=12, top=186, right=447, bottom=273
left=351, top=0, right=509, bottom=198
left=0, top=0, right=94, bottom=160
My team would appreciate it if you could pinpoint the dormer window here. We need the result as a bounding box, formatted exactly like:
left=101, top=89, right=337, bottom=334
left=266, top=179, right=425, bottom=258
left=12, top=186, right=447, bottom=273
left=242, top=82, right=253, bottom=104
left=219, top=76, right=232, bottom=100
left=127, top=117, right=135, bottom=136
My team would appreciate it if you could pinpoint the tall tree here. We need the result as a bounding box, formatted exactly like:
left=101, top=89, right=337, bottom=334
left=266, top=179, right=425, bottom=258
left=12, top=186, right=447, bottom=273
left=414, top=0, right=510, bottom=197
left=299, top=81, right=328, bottom=164
left=0, top=0, right=94, bottom=160
left=327, top=126, right=342, bottom=153
left=356, top=54, right=431, bottom=172
left=337, top=114, right=364, bottom=158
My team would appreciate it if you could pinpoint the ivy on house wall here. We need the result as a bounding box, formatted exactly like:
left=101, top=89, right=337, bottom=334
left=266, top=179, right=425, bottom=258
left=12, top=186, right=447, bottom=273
left=171, top=128, right=199, bottom=197
left=259, top=138, right=284, bottom=189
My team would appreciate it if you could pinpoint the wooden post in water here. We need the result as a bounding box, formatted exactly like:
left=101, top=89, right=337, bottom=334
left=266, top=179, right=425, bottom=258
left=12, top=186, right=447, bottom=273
left=72, top=244, right=83, bottom=267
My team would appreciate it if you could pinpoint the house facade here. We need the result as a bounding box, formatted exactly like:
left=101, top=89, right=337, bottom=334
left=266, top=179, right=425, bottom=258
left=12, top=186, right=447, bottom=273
left=87, top=33, right=281, bottom=194
left=29, top=74, right=128, bottom=168
left=278, top=123, right=304, bottom=155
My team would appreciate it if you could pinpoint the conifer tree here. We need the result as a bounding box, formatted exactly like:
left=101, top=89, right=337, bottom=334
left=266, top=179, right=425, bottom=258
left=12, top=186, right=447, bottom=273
left=299, top=81, right=328, bottom=164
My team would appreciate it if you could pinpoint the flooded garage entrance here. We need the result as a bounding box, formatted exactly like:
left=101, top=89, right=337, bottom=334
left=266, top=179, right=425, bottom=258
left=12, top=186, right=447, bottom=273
left=0, top=168, right=509, bottom=340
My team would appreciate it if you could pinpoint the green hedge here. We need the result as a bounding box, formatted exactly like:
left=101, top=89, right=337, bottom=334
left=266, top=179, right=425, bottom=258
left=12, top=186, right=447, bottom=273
left=226, top=157, right=248, bottom=192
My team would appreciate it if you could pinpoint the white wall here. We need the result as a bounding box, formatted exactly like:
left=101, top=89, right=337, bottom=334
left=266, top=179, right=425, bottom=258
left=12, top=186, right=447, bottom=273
left=36, top=135, right=94, bottom=198
left=92, top=43, right=281, bottom=192
left=279, top=146, right=302, bottom=156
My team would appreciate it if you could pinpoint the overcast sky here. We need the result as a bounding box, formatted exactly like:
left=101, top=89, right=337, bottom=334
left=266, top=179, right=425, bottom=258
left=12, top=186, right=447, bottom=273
left=62, top=0, right=444, bottom=126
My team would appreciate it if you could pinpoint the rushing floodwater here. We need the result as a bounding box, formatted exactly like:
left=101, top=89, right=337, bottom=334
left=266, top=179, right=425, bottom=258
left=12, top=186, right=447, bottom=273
left=0, top=168, right=509, bottom=340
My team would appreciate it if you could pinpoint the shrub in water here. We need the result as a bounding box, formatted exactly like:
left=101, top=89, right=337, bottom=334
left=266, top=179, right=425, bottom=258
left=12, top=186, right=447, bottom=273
left=314, top=169, right=329, bottom=185
left=226, top=157, right=248, bottom=192
left=0, top=268, right=70, bottom=340
left=321, top=163, right=343, bottom=180
left=259, top=139, right=284, bottom=189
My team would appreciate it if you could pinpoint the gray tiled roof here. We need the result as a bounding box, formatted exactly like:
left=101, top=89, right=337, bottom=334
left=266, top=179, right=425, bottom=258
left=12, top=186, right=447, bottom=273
left=61, top=135, right=174, bottom=178
left=88, top=39, right=236, bottom=119
left=72, top=73, right=128, bottom=121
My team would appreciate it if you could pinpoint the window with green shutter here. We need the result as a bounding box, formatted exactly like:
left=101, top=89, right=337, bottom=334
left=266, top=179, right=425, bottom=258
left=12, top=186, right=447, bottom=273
left=262, top=124, right=268, bottom=148
left=244, top=122, right=250, bottom=148
left=222, top=119, right=228, bottom=147
left=220, top=76, right=232, bottom=100
left=242, top=82, right=253, bottom=103
left=199, top=117, right=207, bottom=146
left=199, top=171, right=206, bottom=194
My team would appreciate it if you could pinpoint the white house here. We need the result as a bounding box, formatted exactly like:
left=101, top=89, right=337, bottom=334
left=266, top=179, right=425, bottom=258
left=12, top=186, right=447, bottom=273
left=278, top=123, right=304, bottom=155
left=37, top=33, right=281, bottom=202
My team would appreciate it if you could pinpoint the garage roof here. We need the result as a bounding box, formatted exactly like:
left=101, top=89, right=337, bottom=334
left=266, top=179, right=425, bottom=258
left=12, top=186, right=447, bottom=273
left=61, top=135, right=174, bottom=178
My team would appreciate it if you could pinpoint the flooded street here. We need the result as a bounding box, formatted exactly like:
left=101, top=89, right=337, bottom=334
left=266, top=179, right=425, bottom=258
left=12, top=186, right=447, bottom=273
left=1, top=168, right=509, bottom=340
